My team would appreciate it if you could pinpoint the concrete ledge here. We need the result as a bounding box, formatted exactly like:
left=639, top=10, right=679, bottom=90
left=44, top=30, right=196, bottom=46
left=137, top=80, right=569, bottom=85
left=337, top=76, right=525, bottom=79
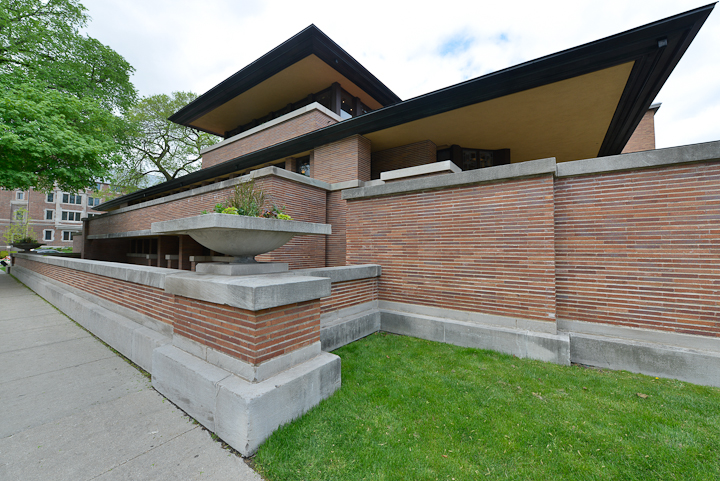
left=557, top=140, right=720, bottom=177
left=379, top=300, right=557, bottom=334
left=381, top=309, right=570, bottom=365
left=558, top=319, right=720, bottom=354
left=14, top=252, right=175, bottom=289
left=342, top=157, right=556, bottom=200
left=293, top=264, right=381, bottom=283
left=87, top=229, right=153, bottom=239
left=380, top=160, right=461, bottom=181
left=164, top=272, right=331, bottom=311
left=12, top=266, right=171, bottom=373
left=321, top=308, right=381, bottom=352
left=570, top=333, right=720, bottom=388
left=152, top=344, right=341, bottom=456
left=173, top=335, right=323, bottom=383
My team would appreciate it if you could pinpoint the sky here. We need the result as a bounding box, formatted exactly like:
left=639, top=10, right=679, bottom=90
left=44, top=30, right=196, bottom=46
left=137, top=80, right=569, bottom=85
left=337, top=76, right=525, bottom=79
left=82, top=0, right=720, bottom=150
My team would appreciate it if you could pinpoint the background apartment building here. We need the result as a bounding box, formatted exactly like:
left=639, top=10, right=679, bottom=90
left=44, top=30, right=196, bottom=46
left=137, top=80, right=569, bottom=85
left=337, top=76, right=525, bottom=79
left=1, top=184, right=112, bottom=248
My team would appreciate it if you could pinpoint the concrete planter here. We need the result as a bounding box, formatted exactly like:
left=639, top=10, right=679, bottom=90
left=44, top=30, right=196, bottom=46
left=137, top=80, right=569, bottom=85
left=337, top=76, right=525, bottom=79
left=151, top=213, right=331, bottom=263
left=11, top=242, right=43, bottom=252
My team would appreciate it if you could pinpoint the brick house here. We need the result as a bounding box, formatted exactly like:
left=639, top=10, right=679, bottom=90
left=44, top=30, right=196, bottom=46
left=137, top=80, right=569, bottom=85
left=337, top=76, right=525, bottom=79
left=10, top=6, right=718, bottom=455
left=1, top=184, right=112, bottom=248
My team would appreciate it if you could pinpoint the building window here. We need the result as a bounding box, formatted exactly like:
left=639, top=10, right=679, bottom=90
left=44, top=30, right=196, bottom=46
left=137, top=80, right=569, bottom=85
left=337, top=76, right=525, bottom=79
left=44, top=230, right=54, bottom=241
left=61, top=211, right=82, bottom=221
left=296, top=155, right=310, bottom=177
left=14, top=210, right=25, bottom=221
left=62, top=193, right=82, bottom=205
left=16, top=191, right=24, bottom=200
left=46, top=192, right=54, bottom=203
left=62, top=231, right=73, bottom=241
left=45, top=209, right=54, bottom=220
left=88, top=197, right=101, bottom=207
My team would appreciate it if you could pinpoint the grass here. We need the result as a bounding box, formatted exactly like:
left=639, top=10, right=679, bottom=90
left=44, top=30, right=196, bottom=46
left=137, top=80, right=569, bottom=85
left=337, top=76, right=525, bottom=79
left=254, top=332, right=720, bottom=480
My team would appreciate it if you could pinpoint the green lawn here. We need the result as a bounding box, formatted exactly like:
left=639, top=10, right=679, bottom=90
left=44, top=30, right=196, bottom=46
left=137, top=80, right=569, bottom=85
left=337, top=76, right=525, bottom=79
left=254, top=332, right=720, bottom=480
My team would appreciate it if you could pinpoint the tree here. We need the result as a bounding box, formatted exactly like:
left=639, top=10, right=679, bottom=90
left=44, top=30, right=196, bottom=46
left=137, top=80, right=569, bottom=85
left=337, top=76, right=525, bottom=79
left=0, top=0, right=136, bottom=191
left=112, top=92, right=219, bottom=192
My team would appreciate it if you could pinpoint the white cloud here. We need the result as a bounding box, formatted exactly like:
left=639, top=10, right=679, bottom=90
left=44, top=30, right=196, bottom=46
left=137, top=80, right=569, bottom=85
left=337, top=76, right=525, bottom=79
left=82, top=0, right=720, bottom=148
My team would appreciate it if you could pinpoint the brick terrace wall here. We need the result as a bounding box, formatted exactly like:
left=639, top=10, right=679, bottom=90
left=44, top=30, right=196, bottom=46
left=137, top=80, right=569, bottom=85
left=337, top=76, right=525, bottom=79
left=14, top=257, right=175, bottom=325
left=325, top=191, right=346, bottom=266
left=321, top=278, right=378, bottom=315
left=622, top=109, right=656, bottom=153
left=314, top=135, right=371, bottom=184
left=371, top=140, right=437, bottom=180
left=555, top=161, right=720, bottom=337
left=87, top=174, right=328, bottom=269
left=202, top=110, right=338, bottom=169
left=346, top=174, right=557, bottom=323
left=174, top=298, right=320, bottom=365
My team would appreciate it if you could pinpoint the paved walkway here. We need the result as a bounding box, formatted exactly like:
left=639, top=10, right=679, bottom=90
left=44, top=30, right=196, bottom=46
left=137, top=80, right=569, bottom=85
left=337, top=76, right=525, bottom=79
left=0, top=270, right=263, bottom=480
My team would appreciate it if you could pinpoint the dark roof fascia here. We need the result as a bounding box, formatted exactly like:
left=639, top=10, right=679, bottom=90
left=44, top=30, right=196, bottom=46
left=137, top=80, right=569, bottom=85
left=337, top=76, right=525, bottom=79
left=168, top=25, right=402, bottom=130
left=99, top=4, right=713, bottom=211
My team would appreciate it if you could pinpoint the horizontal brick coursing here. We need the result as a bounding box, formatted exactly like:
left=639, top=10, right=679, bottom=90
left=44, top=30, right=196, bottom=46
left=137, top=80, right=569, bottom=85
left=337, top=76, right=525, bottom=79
left=314, top=135, right=371, bottom=184
left=346, top=175, right=557, bottom=322
left=325, top=191, right=346, bottom=267
left=87, top=175, right=328, bottom=269
left=321, top=278, right=378, bottom=314
left=15, top=257, right=175, bottom=325
left=622, top=109, right=656, bottom=154
left=371, top=140, right=437, bottom=180
left=174, top=297, right=320, bottom=365
left=202, top=110, right=337, bottom=169
left=555, top=162, right=720, bottom=337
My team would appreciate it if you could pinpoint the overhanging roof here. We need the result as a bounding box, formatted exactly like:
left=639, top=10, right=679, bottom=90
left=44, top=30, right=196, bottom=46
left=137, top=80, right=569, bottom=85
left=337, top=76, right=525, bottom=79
left=100, top=4, right=714, bottom=211
left=169, top=25, right=402, bottom=136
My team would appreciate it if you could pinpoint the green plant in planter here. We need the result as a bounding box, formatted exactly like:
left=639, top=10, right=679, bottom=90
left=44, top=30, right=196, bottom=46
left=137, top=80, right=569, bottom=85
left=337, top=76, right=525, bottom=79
left=2, top=207, right=39, bottom=244
left=202, top=180, right=293, bottom=220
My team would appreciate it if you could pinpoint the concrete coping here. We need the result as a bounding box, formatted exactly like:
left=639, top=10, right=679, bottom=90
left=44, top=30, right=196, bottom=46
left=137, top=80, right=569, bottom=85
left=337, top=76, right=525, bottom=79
left=342, top=157, right=557, bottom=200
left=13, top=252, right=176, bottom=289
left=380, top=160, right=461, bottom=181
left=292, top=264, right=381, bottom=283
left=87, top=229, right=153, bottom=240
left=151, top=213, right=332, bottom=236
left=556, top=140, right=720, bottom=177
left=163, top=271, right=332, bottom=311
left=200, top=103, right=343, bottom=155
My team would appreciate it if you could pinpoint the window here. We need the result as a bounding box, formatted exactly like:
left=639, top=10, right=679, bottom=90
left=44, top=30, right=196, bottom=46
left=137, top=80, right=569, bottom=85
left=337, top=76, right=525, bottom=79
left=46, top=192, right=54, bottom=203
left=61, top=211, right=82, bottom=221
left=45, top=210, right=54, bottom=220
left=62, top=231, right=73, bottom=241
left=295, top=156, right=310, bottom=177
left=62, top=193, right=82, bottom=205
left=44, top=230, right=54, bottom=241
left=88, top=197, right=101, bottom=207
left=16, top=191, right=24, bottom=200
left=14, top=210, right=25, bottom=221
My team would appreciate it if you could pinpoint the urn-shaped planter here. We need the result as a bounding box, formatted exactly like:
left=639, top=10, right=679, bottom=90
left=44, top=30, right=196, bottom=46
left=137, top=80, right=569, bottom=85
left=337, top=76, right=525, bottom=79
left=11, top=242, right=44, bottom=252
left=151, top=213, right=331, bottom=264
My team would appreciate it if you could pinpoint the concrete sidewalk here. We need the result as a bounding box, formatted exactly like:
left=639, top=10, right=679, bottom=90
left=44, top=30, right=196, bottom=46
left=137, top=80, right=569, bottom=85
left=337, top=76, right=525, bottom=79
left=0, top=270, right=263, bottom=480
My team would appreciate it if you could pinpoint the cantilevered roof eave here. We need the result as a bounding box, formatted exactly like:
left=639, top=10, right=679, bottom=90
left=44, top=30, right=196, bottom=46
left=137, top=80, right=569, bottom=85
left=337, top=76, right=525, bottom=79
left=98, top=4, right=714, bottom=211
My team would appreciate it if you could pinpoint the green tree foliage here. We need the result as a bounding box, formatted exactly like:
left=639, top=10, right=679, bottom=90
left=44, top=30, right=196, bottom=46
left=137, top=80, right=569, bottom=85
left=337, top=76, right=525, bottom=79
left=113, top=92, right=218, bottom=192
left=0, top=0, right=136, bottom=191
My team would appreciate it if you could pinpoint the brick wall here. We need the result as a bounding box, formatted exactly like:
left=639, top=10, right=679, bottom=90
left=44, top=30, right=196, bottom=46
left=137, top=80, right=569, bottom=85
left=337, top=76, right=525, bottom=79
left=174, top=297, right=320, bottom=365
left=202, top=110, right=338, bottom=169
left=313, top=135, right=371, bottom=184
left=345, top=175, right=557, bottom=323
left=371, top=140, right=437, bottom=180
left=87, top=174, right=328, bottom=269
left=14, top=257, right=175, bottom=325
left=622, top=109, right=656, bottom=153
left=325, top=191, right=346, bottom=266
left=321, top=278, right=378, bottom=315
left=555, top=161, right=720, bottom=337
